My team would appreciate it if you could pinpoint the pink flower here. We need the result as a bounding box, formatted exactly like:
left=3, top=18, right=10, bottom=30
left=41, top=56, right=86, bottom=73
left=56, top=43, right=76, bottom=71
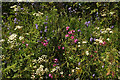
left=26, top=44, right=28, bottom=46
left=22, top=41, right=24, bottom=44
left=44, top=40, right=47, bottom=42
left=45, top=42, right=48, bottom=45
left=54, top=58, right=58, bottom=61
left=53, top=64, right=56, bottom=67
left=68, top=31, right=72, bottom=34
left=62, top=47, right=65, bottom=49
left=50, top=76, right=53, bottom=78
left=69, top=74, right=71, bottom=76
left=49, top=74, right=52, bottom=77
left=72, top=33, right=74, bottom=35
left=54, top=58, right=58, bottom=63
left=100, top=43, right=102, bottom=45
left=72, top=30, right=75, bottom=32
left=90, top=55, right=93, bottom=57
left=43, top=43, right=47, bottom=46
left=66, top=26, right=70, bottom=30
left=94, top=51, right=97, bottom=53
left=74, top=39, right=78, bottom=43
left=65, top=34, right=69, bottom=37
left=71, top=36, right=74, bottom=39
left=43, top=43, right=46, bottom=45
left=58, top=46, right=60, bottom=49
left=102, top=41, right=106, bottom=46
left=41, top=42, right=43, bottom=44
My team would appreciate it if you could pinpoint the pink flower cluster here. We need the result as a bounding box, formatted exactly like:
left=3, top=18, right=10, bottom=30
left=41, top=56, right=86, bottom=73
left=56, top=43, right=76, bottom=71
left=100, top=41, right=106, bottom=46
left=58, top=46, right=65, bottom=49
left=22, top=41, right=29, bottom=47
left=66, top=26, right=70, bottom=30
left=53, top=58, right=58, bottom=67
left=41, top=40, right=48, bottom=46
left=49, top=74, right=53, bottom=78
left=54, top=58, right=58, bottom=63
left=65, top=26, right=78, bottom=43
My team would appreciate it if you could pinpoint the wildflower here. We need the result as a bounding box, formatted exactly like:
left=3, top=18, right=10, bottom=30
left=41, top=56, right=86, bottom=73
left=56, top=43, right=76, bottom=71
left=40, top=31, right=42, bottom=33
left=94, top=51, right=97, bottom=53
left=44, top=40, right=47, bottom=42
left=65, top=34, right=69, bottom=37
left=45, top=26, right=47, bottom=28
left=86, top=51, right=89, bottom=56
left=72, top=33, right=74, bottom=35
left=58, top=46, right=60, bottom=49
left=111, top=26, right=114, bottom=29
left=51, top=68, right=56, bottom=73
left=72, top=69, right=74, bottom=73
left=99, top=40, right=103, bottom=43
left=14, top=6, right=20, bottom=11
left=14, top=18, right=17, bottom=22
left=22, top=41, right=24, bottom=44
left=0, top=39, right=5, bottom=42
left=94, top=38, right=96, bottom=41
left=53, top=30, right=55, bottom=32
left=74, top=39, right=78, bottom=43
left=60, top=72, right=63, bottom=74
left=78, top=29, right=81, bottom=32
left=21, top=8, right=24, bottom=10
left=102, top=65, right=104, bottom=68
left=19, top=36, right=24, bottom=40
left=107, top=38, right=110, bottom=41
left=71, top=36, right=74, bottom=39
left=44, top=22, right=48, bottom=24
left=26, top=44, right=28, bottom=46
left=106, top=71, right=110, bottom=75
left=50, top=76, right=53, bottom=78
left=78, top=62, right=80, bottom=65
left=78, top=42, right=80, bottom=44
left=90, top=37, right=93, bottom=42
left=68, top=31, right=72, bottom=34
left=45, top=42, right=48, bottom=45
left=10, top=5, right=17, bottom=8
left=49, top=74, right=52, bottom=77
left=92, top=74, right=95, bottom=77
left=69, top=74, right=71, bottom=76
left=90, top=55, right=93, bottom=57
left=44, top=29, right=47, bottom=32
left=14, top=25, right=23, bottom=30
left=35, top=24, right=38, bottom=29
left=102, top=41, right=106, bottom=46
left=85, top=21, right=90, bottom=27
left=109, top=31, right=113, bottom=33
left=66, top=26, right=70, bottom=30
left=54, top=58, right=58, bottom=63
left=82, top=41, right=87, bottom=43
left=106, top=28, right=111, bottom=31
left=100, top=43, right=102, bottom=45
left=72, top=30, right=75, bottom=32
left=40, top=36, right=42, bottom=39
left=62, top=47, right=64, bottom=49
left=78, top=45, right=80, bottom=47
left=53, top=64, right=56, bottom=67
left=8, top=33, right=17, bottom=40
left=68, top=7, right=71, bottom=10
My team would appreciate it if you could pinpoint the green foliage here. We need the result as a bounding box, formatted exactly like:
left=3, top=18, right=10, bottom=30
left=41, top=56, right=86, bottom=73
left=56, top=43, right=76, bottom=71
left=1, top=2, right=119, bottom=80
